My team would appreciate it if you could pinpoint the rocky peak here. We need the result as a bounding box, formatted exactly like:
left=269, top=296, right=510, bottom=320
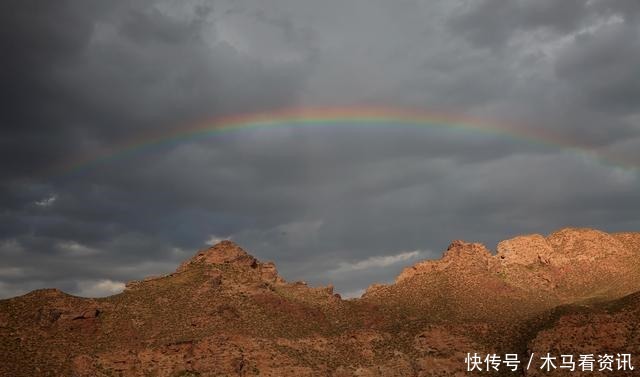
left=546, top=227, right=630, bottom=260
left=442, top=240, right=492, bottom=262
left=494, top=228, right=635, bottom=268
left=395, top=240, right=491, bottom=283
left=393, top=228, right=639, bottom=286
left=177, top=240, right=258, bottom=272
left=124, top=241, right=285, bottom=293
left=496, top=233, right=553, bottom=266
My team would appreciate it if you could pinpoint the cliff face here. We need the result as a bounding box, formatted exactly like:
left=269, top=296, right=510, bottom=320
left=1, top=228, right=640, bottom=376
left=389, top=228, right=640, bottom=304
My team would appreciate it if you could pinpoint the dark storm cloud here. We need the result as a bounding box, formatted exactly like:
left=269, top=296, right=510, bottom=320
left=555, top=18, right=640, bottom=114
left=0, top=0, right=308, bottom=178
left=448, top=0, right=591, bottom=48
left=1, top=0, right=639, bottom=298
left=0, top=1, right=101, bottom=178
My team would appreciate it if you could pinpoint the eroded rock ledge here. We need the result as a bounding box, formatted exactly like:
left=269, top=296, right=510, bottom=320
left=384, top=227, right=637, bottom=291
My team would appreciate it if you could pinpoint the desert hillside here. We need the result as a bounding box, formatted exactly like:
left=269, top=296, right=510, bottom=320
left=1, top=227, right=639, bottom=376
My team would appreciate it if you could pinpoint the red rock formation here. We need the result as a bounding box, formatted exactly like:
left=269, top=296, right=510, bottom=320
left=1, top=228, right=639, bottom=376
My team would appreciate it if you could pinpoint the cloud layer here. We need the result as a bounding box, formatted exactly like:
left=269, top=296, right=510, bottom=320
left=1, top=0, right=639, bottom=298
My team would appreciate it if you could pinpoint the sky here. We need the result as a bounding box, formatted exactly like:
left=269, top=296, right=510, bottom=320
left=1, top=0, right=640, bottom=299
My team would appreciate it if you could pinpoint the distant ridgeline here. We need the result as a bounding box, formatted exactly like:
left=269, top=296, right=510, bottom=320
left=1, top=227, right=640, bottom=376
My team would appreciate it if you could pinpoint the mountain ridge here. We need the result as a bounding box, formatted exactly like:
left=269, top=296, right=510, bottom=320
left=1, top=227, right=639, bottom=376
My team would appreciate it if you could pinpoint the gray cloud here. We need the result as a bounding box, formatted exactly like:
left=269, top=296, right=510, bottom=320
left=555, top=17, right=640, bottom=114
left=0, top=0, right=639, bottom=298
left=448, top=0, right=591, bottom=48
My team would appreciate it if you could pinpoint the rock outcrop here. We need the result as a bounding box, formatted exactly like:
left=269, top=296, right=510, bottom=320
left=178, top=240, right=259, bottom=270
left=396, top=240, right=492, bottom=282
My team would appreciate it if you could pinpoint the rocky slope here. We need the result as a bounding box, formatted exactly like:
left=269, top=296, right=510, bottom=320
left=1, top=228, right=639, bottom=376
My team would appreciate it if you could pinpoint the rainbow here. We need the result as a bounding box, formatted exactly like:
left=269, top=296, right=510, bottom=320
left=49, top=106, right=637, bottom=177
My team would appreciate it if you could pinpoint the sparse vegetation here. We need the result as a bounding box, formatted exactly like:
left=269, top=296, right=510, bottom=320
left=1, top=229, right=640, bottom=376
